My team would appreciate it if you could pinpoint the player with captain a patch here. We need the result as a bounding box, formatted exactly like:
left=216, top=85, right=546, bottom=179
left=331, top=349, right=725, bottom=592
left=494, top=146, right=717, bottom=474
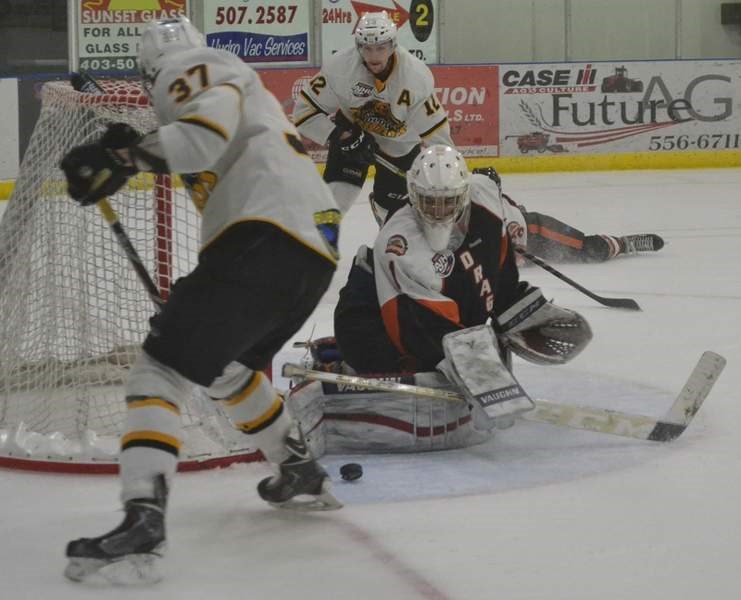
left=293, top=11, right=454, bottom=223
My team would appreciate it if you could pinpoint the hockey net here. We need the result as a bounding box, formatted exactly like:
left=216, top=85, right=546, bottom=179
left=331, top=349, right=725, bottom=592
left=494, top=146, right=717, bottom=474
left=0, top=80, right=260, bottom=472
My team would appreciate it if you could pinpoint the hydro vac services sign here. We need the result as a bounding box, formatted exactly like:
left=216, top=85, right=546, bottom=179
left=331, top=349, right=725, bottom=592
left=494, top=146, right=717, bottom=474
left=202, top=0, right=311, bottom=65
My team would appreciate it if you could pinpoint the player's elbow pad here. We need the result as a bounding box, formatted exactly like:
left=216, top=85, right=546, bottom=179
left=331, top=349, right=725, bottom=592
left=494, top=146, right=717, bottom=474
left=496, top=285, right=592, bottom=365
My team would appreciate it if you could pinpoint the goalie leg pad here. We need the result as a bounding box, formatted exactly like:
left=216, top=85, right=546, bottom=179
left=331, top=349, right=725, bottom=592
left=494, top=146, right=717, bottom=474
left=441, top=324, right=535, bottom=425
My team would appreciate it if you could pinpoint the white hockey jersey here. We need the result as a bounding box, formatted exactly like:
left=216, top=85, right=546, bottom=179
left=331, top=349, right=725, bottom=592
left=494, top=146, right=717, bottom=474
left=148, top=47, right=339, bottom=262
left=373, top=174, right=521, bottom=367
left=293, top=46, right=453, bottom=158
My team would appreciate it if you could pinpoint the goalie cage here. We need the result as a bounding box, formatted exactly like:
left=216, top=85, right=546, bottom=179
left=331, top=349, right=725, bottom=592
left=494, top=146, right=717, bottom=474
left=0, top=79, right=261, bottom=473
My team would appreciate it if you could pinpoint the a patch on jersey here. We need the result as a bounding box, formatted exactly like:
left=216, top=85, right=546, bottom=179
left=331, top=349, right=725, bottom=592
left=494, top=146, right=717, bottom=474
left=385, top=234, right=408, bottom=256
left=351, top=100, right=407, bottom=138
left=314, top=209, right=341, bottom=260
left=351, top=82, right=374, bottom=98
left=431, top=251, right=455, bottom=277
left=507, top=221, right=526, bottom=245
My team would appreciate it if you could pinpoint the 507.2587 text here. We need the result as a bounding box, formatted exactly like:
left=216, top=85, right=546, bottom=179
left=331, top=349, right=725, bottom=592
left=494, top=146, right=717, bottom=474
left=649, top=133, right=740, bottom=151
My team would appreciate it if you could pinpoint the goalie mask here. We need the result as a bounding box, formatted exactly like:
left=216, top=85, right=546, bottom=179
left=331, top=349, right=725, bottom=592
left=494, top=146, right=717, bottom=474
left=407, top=145, right=471, bottom=252
left=355, top=11, right=397, bottom=74
left=138, top=16, right=206, bottom=89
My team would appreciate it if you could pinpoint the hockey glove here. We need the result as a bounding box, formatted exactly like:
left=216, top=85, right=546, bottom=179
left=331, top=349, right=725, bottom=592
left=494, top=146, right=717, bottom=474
left=99, top=122, right=141, bottom=149
left=60, top=143, right=138, bottom=206
left=328, top=123, right=377, bottom=167
left=496, top=284, right=592, bottom=365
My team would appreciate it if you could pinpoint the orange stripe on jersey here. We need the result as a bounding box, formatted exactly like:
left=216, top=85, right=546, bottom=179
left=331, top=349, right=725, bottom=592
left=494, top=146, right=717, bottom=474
left=381, top=297, right=407, bottom=356
left=527, top=224, right=583, bottom=249
left=416, top=298, right=461, bottom=326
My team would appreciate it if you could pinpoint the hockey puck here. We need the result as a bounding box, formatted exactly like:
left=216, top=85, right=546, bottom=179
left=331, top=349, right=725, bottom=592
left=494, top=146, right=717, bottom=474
left=340, top=462, right=363, bottom=481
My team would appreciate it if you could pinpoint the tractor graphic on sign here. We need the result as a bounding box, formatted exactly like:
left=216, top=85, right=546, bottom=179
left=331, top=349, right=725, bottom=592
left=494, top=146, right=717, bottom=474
left=506, top=132, right=567, bottom=154
left=601, top=66, right=644, bottom=93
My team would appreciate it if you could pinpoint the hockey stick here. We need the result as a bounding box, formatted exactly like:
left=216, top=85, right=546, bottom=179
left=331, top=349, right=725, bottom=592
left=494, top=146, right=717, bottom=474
left=515, top=247, right=642, bottom=311
left=283, top=350, right=725, bottom=442
left=97, top=198, right=165, bottom=311
left=373, top=153, right=407, bottom=178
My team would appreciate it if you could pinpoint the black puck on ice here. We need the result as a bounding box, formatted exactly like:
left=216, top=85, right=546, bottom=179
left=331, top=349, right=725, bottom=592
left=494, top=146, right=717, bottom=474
left=340, top=462, right=363, bottom=481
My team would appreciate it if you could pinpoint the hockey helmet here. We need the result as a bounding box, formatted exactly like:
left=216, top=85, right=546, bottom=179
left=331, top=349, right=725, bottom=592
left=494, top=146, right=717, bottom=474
left=407, top=145, right=471, bottom=252
left=138, top=16, right=206, bottom=86
left=355, top=11, right=397, bottom=49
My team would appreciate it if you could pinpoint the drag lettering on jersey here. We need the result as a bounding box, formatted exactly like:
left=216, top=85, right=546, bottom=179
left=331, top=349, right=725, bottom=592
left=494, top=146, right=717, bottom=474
left=459, top=250, right=494, bottom=312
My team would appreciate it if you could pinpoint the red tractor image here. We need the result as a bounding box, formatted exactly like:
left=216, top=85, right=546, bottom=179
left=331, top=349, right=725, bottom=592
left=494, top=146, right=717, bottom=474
left=507, top=133, right=567, bottom=154
left=601, top=66, right=644, bottom=93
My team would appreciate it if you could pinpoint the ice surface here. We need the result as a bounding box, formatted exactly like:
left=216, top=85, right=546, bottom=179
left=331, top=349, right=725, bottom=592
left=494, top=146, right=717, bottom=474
left=1, top=169, right=739, bottom=599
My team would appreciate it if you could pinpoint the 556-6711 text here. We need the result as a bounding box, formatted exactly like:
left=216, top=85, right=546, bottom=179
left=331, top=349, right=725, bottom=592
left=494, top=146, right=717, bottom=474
left=649, top=134, right=740, bottom=151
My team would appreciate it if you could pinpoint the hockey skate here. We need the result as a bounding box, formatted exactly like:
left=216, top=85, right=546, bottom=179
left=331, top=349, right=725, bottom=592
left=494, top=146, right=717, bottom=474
left=64, top=476, right=167, bottom=584
left=257, top=425, right=342, bottom=511
left=621, top=234, right=664, bottom=254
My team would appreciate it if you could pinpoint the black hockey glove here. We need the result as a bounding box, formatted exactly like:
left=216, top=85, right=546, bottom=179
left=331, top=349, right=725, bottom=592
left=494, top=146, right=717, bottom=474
left=472, top=166, right=502, bottom=191
left=328, top=123, right=377, bottom=167
left=100, top=122, right=141, bottom=149
left=59, top=143, right=138, bottom=206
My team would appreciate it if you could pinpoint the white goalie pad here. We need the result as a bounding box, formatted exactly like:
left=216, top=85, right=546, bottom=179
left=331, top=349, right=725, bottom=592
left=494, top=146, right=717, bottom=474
left=441, top=324, right=535, bottom=423
left=286, top=372, right=493, bottom=458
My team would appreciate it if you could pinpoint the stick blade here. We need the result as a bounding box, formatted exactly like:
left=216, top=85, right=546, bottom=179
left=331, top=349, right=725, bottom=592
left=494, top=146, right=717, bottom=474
left=648, top=351, right=726, bottom=441
left=601, top=297, right=642, bottom=311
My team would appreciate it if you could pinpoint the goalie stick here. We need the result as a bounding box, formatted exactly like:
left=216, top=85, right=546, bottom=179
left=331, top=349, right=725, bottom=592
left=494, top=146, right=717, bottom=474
left=282, top=350, right=725, bottom=442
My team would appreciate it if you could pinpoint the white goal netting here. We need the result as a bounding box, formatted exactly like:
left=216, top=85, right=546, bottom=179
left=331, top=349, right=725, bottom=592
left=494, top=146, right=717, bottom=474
left=0, top=80, right=258, bottom=472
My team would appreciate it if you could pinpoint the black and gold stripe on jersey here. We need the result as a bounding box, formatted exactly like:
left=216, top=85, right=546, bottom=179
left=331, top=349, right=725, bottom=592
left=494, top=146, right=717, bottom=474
left=177, top=115, right=230, bottom=141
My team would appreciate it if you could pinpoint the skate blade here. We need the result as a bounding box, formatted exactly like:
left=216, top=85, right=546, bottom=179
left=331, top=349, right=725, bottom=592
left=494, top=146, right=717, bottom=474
left=65, top=548, right=164, bottom=584
left=269, top=479, right=343, bottom=512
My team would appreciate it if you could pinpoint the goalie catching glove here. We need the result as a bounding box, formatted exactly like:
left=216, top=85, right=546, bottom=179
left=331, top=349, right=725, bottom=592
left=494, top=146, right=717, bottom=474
left=59, top=123, right=142, bottom=206
left=496, top=285, right=592, bottom=365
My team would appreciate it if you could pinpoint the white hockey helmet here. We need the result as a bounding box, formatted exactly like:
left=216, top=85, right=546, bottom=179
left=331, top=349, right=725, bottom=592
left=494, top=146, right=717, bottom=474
left=138, top=16, right=206, bottom=86
left=355, top=11, right=398, bottom=49
left=407, top=145, right=471, bottom=252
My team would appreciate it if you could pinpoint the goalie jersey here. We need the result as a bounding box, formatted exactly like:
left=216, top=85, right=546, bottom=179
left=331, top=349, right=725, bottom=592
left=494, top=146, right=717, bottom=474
left=293, top=46, right=453, bottom=158
left=373, top=174, right=522, bottom=369
left=147, top=47, right=339, bottom=261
